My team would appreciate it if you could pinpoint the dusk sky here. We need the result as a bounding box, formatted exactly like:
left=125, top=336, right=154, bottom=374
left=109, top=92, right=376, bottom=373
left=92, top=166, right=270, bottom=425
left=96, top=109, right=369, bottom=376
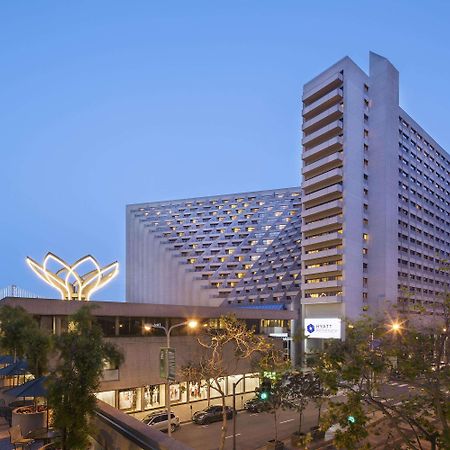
left=1, top=1, right=449, bottom=301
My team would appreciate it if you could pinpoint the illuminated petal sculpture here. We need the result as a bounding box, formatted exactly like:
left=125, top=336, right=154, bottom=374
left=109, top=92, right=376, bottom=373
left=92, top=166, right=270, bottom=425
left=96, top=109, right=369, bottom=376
left=26, top=253, right=119, bottom=301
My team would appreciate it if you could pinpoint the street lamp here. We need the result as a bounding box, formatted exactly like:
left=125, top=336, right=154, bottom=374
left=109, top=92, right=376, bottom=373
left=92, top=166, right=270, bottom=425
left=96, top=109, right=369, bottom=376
left=390, top=321, right=402, bottom=333
left=145, top=319, right=198, bottom=437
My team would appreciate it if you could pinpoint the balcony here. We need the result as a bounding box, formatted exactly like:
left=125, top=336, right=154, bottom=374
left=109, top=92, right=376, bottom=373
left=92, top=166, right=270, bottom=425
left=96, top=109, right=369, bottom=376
left=302, top=183, right=342, bottom=209
left=303, top=72, right=343, bottom=105
left=302, top=279, right=343, bottom=291
left=302, top=247, right=343, bottom=263
left=303, top=88, right=343, bottom=120
left=302, top=232, right=342, bottom=250
left=301, top=295, right=343, bottom=304
left=303, top=153, right=343, bottom=180
left=303, top=136, right=343, bottom=164
left=302, top=263, right=343, bottom=277
left=302, top=200, right=343, bottom=221
left=303, top=104, right=343, bottom=134
left=302, top=215, right=343, bottom=234
left=302, top=168, right=343, bottom=193
left=303, top=120, right=343, bottom=149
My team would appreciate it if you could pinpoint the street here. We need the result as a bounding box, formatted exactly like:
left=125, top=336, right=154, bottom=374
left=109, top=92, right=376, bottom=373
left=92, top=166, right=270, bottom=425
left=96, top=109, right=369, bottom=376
left=174, top=402, right=321, bottom=450
left=171, top=382, right=414, bottom=450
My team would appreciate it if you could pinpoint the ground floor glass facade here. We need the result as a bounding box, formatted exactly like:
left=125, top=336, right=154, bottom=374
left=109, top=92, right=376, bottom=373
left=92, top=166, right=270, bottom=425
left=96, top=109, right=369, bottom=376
left=95, top=372, right=260, bottom=413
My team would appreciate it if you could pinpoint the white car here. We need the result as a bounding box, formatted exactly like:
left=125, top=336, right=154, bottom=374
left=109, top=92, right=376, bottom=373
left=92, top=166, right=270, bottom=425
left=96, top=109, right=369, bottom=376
left=324, top=423, right=343, bottom=441
left=142, top=411, right=180, bottom=433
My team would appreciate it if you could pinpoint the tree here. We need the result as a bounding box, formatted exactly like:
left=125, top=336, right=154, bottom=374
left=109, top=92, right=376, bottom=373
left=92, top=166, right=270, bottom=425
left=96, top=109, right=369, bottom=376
left=256, top=374, right=285, bottom=445
left=281, top=371, right=324, bottom=439
left=255, top=347, right=291, bottom=446
left=48, top=305, right=123, bottom=450
left=180, top=315, right=276, bottom=450
left=0, top=305, right=51, bottom=377
left=310, top=298, right=450, bottom=450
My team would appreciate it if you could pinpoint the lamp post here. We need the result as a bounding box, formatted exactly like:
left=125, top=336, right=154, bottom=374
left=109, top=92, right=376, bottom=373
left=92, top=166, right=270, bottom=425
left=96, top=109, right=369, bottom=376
left=146, top=319, right=198, bottom=437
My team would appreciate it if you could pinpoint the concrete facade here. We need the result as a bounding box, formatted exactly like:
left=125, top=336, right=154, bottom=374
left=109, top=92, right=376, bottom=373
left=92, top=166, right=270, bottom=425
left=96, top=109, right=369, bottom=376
left=126, top=188, right=302, bottom=308
left=300, top=52, right=450, bottom=348
left=0, top=297, right=293, bottom=421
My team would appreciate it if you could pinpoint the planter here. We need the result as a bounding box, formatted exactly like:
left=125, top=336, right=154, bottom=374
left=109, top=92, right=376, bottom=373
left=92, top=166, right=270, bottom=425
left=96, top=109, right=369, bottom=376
left=290, top=431, right=306, bottom=448
left=266, top=439, right=284, bottom=450
left=310, top=426, right=325, bottom=441
left=12, top=406, right=47, bottom=435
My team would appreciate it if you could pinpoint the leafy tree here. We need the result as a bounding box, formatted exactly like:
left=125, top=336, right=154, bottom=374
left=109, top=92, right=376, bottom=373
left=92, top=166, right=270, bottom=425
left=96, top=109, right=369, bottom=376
left=256, top=375, right=285, bottom=444
left=255, top=348, right=291, bottom=445
left=180, top=315, right=276, bottom=450
left=0, top=305, right=51, bottom=377
left=281, top=371, right=324, bottom=438
left=311, top=296, right=450, bottom=450
left=48, top=305, right=123, bottom=450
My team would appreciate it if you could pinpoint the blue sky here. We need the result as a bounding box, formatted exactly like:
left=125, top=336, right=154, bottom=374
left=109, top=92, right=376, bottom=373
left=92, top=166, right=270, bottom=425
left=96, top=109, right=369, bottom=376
left=1, top=1, right=449, bottom=300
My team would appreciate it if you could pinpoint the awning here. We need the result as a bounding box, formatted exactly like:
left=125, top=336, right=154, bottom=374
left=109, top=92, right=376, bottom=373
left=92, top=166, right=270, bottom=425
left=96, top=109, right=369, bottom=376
left=0, top=355, right=15, bottom=365
left=0, top=360, right=28, bottom=376
left=6, top=376, right=48, bottom=398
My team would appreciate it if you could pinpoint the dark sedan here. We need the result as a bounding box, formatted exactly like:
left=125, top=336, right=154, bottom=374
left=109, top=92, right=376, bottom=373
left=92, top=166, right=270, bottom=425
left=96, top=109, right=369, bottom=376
left=244, top=397, right=267, bottom=413
left=192, top=405, right=234, bottom=424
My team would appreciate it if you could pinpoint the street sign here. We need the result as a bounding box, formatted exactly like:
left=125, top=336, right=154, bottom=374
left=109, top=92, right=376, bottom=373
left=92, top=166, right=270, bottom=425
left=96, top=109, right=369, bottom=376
left=160, top=347, right=176, bottom=382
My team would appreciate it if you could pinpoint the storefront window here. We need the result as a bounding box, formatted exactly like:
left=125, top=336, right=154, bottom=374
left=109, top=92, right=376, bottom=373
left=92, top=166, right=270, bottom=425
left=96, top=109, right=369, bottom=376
left=188, top=380, right=208, bottom=401
left=227, top=375, right=244, bottom=395
left=169, top=382, right=187, bottom=404
left=119, top=388, right=141, bottom=412
left=209, top=377, right=227, bottom=398
left=95, top=391, right=116, bottom=407
left=143, top=384, right=165, bottom=410
left=244, top=373, right=260, bottom=393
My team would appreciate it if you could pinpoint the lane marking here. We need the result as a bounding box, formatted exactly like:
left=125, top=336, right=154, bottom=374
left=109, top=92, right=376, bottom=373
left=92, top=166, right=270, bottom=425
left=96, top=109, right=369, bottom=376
left=250, top=413, right=258, bottom=416
left=279, top=418, right=294, bottom=424
left=201, top=425, right=209, bottom=428
left=398, top=384, right=408, bottom=387
left=225, top=433, right=241, bottom=439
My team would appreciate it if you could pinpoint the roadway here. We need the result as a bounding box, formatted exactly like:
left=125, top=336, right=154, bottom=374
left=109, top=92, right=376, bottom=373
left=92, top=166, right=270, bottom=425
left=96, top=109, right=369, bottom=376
left=174, top=402, right=321, bottom=450
left=172, top=382, right=413, bottom=450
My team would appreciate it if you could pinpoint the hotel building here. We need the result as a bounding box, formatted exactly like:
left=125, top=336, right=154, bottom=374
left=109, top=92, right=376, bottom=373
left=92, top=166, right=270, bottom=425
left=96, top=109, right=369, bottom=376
left=126, top=188, right=302, bottom=309
left=126, top=52, right=449, bottom=352
left=301, top=52, right=449, bottom=349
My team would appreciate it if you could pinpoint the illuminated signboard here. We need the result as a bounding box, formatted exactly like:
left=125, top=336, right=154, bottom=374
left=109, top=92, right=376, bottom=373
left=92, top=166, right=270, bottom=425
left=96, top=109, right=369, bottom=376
left=304, top=318, right=341, bottom=339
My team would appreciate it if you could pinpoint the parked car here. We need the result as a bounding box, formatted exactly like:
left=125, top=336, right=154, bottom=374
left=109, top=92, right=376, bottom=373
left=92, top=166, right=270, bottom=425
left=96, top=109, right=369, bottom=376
left=142, top=410, right=180, bottom=432
left=192, top=405, right=234, bottom=424
left=244, top=397, right=267, bottom=413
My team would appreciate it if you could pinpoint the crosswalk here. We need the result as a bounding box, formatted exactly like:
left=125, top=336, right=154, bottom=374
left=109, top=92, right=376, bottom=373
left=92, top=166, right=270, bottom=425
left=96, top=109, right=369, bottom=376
left=389, top=381, right=409, bottom=388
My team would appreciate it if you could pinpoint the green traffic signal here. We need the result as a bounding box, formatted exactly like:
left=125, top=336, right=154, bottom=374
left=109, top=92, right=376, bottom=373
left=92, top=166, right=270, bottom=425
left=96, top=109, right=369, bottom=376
left=260, top=391, right=269, bottom=400
left=347, top=415, right=356, bottom=424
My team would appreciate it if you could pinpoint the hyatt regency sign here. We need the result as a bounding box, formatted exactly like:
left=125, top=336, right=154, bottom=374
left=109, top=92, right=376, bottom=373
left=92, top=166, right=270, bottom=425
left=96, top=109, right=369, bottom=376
left=304, top=318, right=341, bottom=339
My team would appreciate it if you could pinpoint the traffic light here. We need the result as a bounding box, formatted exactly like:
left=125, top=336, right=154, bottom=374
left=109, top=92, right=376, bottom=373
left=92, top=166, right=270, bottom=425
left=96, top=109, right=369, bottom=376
left=258, top=378, right=271, bottom=401
left=347, top=415, right=356, bottom=424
